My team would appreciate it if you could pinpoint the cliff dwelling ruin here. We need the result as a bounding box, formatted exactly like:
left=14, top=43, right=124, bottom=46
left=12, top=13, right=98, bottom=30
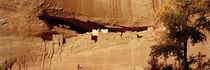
left=0, top=0, right=209, bottom=70
left=38, top=15, right=148, bottom=42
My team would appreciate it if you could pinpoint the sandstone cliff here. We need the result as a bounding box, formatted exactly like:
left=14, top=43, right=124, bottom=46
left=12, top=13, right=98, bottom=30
left=39, top=0, right=165, bottom=27
left=0, top=0, right=165, bottom=35
left=0, top=0, right=209, bottom=70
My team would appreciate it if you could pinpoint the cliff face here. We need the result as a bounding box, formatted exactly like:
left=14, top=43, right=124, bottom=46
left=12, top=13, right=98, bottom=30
left=53, top=0, right=165, bottom=17
left=1, top=0, right=209, bottom=70
left=52, top=0, right=155, bottom=17
left=0, top=0, right=49, bottom=36
left=40, top=0, right=165, bottom=27
left=0, top=0, right=165, bottom=35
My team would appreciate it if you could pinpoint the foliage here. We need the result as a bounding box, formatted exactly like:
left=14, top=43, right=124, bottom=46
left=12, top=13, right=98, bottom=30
left=148, top=52, right=210, bottom=70
left=147, top=56, right=174, bottom=70
left=189, top=52, right=210, bottom=70
left=150, top=40, right=184, bottom=61
left=150, top=0, right=210, bottom=70
left=154, top=0, right=209, bottom=45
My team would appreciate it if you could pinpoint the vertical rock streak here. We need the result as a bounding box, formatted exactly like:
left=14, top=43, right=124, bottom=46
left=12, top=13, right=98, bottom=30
left=128, top=0, right=133, bottom=17
left=42, top=0, right=165, bottom=20
left=112, top=0, right=122, bottom=18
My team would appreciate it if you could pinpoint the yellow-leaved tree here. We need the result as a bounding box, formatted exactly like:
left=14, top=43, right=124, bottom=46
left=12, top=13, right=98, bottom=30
left=150, top=0, right=210, bottom=70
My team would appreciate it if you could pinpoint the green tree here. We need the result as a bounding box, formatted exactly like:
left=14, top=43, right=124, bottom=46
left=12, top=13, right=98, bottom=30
left=151, top=0, right=210, bottom=70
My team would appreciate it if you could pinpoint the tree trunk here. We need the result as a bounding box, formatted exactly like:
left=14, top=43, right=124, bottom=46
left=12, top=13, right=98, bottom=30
left=184, top=38, right=189, bottom=70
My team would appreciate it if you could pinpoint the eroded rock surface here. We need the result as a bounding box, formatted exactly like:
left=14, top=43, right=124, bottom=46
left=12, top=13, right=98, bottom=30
left=0, top=0, right=209, bottom=70
left=39, top=0, right=166, bottom=27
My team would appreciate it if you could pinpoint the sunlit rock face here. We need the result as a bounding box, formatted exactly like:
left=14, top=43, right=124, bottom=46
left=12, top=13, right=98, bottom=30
left=0, top=0, right=49, bottom=36
left=2, top=0, right=209, bottom=70
left=44, top=0, right=166, bottom=26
